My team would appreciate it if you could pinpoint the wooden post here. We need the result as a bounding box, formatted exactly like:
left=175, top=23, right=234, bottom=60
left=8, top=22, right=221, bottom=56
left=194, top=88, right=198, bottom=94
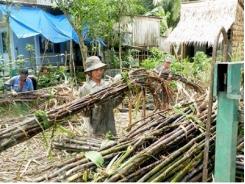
left=6, top=15, right=12, bottom=72
left=214, top=63, right=242, bottom=182
left=127, top=94, right=132, bottom=131
left=64, top=51, right=68, bottom=69
left=181, top=43, right=185, bottom=60
left=142, top=87, right=146, bottom=119
left=70, top=40, right=78, bottom=87
left=69, top=40, right=73, bottom=76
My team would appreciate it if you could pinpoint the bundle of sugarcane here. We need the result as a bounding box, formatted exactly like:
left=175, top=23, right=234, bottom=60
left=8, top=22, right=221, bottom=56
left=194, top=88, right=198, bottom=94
left=52, top=136, right=103, bottom=152
left=52, top=94, right=207, bottom=154
left=0, top=80, right=126, bottom=152
left=33, top=101, right=244, bottom=182
left=0, top=69, right=203, bottom=152
left=236, top=155, right=244, bottom=182
left=0, top=81, right=130, bottom=151
left=0, top=84, right=75, bottom=105
left=236, top=138, right=244, bottom=182
left=32, top=97, right=218, bottom=182
left=155, top=71, right=204, bottom=93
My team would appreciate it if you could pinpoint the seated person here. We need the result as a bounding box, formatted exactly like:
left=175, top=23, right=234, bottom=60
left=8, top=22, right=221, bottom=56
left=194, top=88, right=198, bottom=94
left=4, top=69, right=34, bottom=93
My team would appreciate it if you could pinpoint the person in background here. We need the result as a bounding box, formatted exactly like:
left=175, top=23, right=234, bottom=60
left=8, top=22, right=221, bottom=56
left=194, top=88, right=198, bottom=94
left=154, top=55, right=173, bottom=79
left=4, top=69, right=34, bottom=94
left=79, top=56, right=124, bottom=137
left=40, top=66, right=49, bottom=75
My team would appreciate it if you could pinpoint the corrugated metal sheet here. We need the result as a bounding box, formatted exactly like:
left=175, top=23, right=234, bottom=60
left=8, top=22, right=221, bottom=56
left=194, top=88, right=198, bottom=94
left=122, top=16, right=160, bottom=47
left=159, top=36, right=171, bottom=52
left=36, top=0, right=55, bottom=6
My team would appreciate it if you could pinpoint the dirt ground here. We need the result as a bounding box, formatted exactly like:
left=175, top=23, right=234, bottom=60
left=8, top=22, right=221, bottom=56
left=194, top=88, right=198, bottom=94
left=0, top=108, right=150, bottom=182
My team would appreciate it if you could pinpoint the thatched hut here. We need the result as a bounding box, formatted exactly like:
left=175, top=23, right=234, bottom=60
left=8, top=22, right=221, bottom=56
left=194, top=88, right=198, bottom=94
left=167, top=0, right=244, bottom=60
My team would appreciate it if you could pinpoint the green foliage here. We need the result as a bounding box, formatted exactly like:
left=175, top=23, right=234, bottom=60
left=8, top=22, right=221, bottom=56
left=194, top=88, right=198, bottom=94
left=16, top=55, right=25, bottom=69
left=0, top=102, right=32, bottom=119
left=141, top=0, right=155, bottom=11
left=56, top=0, right=111, bottom=39
left=141, top=48, right=210, bottom=85
left=141, top=47, right=171, bottom=69
left=35, top=110, right=49, bottom=129
left=160, top=0, right=181, bottom=28
left=75, top=70, right=86, bottom=83
left=146, top=0, right=180, bottom=35
left=144, top=6, right=169, bottom=35
left=192, top=51, right=211, bottom=76
left=0, top=55, right=4, bottom=71
left=85, top=151, right=104, bottom=168
left=122, top=49, right=138, bottom=68
left=56, top=124, right=76, bottom=137
left=109, top=49, right=120, bottom=69
left=56, top=0, right=145, bottom=53
left=105, top=131, right=114, bottom=140
left=38, top=66, right=67, bottom=88
left=109, top=0, right=146, bottom=21
left=141, top=59, right=160, bottom=70
left=25, top=44, right=34, bottom=52
left=171, top=51, right=211, bottom=84
left=121, top=71, right=129, bottom=83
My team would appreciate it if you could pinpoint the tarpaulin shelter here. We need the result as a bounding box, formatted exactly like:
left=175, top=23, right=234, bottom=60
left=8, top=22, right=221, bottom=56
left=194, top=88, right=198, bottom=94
left=0, top=4, right=105, bottom=46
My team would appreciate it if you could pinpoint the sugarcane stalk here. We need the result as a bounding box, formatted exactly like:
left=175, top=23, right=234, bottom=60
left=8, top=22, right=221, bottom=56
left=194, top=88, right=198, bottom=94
left=152, top=137, right=215, bottom=182
left=60, top=152, right=120, bottom=181
left=53, top=142, right=99, bottom=152
left=127, top=94, right=133, bottom=131
left=189, top=172, right=203, bottom=182
left=138, top=129, right=208, bottom=181
left=33, top=96, right=218, bottom=182
left=106, top=124, right=196, bottom=182
left=58, top=137, right=102, bottom=147
left=0, top=69, right=203, bottom=152
left=119, top=159, right=163, bottom=182
left=181, top=164, right=203, bottom=182
left=171, top=152, right=203, bottom=182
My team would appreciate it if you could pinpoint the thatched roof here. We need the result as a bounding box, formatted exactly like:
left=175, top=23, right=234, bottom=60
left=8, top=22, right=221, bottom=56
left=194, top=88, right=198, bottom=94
left=167, top=0, right=241, bottom=46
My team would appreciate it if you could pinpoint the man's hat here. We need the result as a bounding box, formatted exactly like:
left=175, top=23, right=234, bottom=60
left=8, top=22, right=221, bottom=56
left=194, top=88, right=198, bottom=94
left=84, top=56, right=107, bottom=73
left=164, top=55, right=173, bottom=63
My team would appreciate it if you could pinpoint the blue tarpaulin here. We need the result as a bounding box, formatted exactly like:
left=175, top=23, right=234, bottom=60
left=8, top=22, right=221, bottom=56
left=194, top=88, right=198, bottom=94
left=0, top=4, right=105, bottom=46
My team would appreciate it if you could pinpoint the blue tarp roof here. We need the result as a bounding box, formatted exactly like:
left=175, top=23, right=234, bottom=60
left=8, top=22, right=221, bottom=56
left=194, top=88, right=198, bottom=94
left=0, top=4, right=105, bottom=46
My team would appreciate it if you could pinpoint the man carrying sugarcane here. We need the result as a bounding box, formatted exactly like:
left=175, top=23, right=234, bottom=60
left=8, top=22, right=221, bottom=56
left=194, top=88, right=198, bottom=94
left=80, top=56, right=124, bottom=137
left=154, top=55, right=173, bottom=80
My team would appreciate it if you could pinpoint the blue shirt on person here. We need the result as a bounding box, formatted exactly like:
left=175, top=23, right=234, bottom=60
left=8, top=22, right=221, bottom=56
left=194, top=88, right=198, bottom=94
left=7, top=75, right=34, bottom=92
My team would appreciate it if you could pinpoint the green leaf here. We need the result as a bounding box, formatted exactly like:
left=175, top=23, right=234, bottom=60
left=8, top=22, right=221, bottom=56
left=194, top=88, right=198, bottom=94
left=105, top=153, right=121, bottom=175
left=35, top=110, right=49, bottom=129
left=56, top=124, right=75, bottom=137
left=85, top=151, right=104, bottom=168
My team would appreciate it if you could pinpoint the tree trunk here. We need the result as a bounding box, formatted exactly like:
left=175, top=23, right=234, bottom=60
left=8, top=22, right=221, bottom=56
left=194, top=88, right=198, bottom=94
left=6, top=15, right=12, bottom=72
left=78, top=36, right=87, bottom=69
left=118, top=18, right=122, bottom=72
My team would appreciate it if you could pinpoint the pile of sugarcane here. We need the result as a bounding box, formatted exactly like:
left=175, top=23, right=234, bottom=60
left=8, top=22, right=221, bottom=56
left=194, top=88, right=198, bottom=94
left=0, top=69, right=203, bottom=152
left=155, top=71, right=204, bottom=94
left=32, top=97, right=219, bottom=182
left=236, top=101, right=244, bottom=182
left=236, top=138, right=244, bottom=182
left=32, top=95, right=244, bottom=182
left=53, top=136, right=103, bottom=152
left=0, top=84, right=76, bottom=105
